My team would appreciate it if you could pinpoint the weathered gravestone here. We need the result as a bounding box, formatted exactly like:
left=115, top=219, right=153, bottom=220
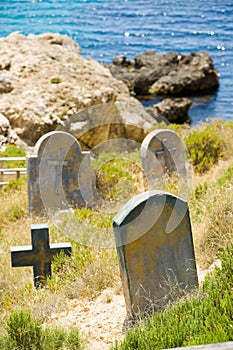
left=11, top=223, right=72, bottom=288
left=113, top=190, right=198, bottom=321
left=141, top=129, right=186, bottom=188
left=27, top=131, right=93, bottom=215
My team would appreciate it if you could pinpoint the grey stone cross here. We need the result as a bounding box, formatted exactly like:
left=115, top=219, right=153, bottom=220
left=11, top=223, right=72, bottom=288
left=47, top=148, right=69, bottom=194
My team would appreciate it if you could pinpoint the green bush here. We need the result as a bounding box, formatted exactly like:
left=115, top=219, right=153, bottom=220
left=0, top=145, right=26, bottom=168
left=6, top=310, right=43, bottom=349
left=0, top=145, right=26, bottom=158
left=184, top=124, right=225, bottom=173
left=50, top=77, right=62, bottom=84
left=6, top=203, right=26, bottom=222
left=0, top=177, right=26, bottom=193
left=217, top=164, right=233, bottom=187
left=0, top=310, right=82, bottom=350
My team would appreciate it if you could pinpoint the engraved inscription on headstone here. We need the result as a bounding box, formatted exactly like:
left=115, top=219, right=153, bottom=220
left=141, top=129, right=186, bottom=188
left=47, top=149, right=69, bottom=195
left=113, top=190, right=198, bottom=321
left=11, top=223, right=72, bottom=288
left=27, top=131, right=93, bottom=215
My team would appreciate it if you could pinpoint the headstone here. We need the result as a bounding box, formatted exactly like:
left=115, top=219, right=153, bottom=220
left=27, top=131, right=93, bottom=216
left=11, top=223, right=72, bottom=287
left=141, top=129, right=186, bottom=188
left=113, top=190, right=198, bottom=321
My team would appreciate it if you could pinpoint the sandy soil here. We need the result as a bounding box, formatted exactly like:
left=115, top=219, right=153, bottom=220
left=45, top=283, right=126, bottom=349
left=44, top=262, right=221, bottom=349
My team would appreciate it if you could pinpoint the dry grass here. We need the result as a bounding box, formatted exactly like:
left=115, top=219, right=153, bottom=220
left=0, top=178, right=120, bottom=337
left=191, top=162, right=233, bottom=268
left=0, top=120, right=233, bottom=345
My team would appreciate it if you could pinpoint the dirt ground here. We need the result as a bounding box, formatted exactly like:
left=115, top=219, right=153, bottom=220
left=46, top=283, right=126, bottom=349
left=45, top=261, right=221, bottom=350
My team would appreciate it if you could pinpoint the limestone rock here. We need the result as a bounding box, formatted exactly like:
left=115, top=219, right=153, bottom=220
left=59, top=99, right=157, bottom=152
left=149, top=98, right=192, bottom=124
left=0, top=72, right=14, bottom=93
left=0, top=32, right=134, bottom=146
left=108, top=51, right=219, bottom=97
left=0, top=113, right=10, bottom=135
left=0, top=113, right=28, bottom=151
left=149, top=52, right=219, bottom=96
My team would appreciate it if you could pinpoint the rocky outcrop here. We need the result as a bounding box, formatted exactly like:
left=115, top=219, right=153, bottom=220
left=0, top=113, right=27, bottom=150
left=0, top=113, right=10, bottom=135
left=0, top=32, right=156, bottom=147
left=147, top=98, right=192, bottom=124
left=59, top=100, right=157, bottom=152
left=0, top=32, right=218, bottom=150
left=108, top=51, right=219, bottom=97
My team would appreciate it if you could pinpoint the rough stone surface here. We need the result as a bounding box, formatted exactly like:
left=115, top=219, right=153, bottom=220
left=108, top=51, right=219, bottom=97
left=27, top=131, right=93, bottom=216
left=113, top=190, right=198, bottom=320
left=141, top=129, right=186, bottom=189
left=0, top=32, right=152, bottom=146
left=0, top=113, right=10, bottom=135
left=59, top=100, right=157, bottom=151
left=0, top=112, right=28, bottom=150
left=149, top=97, right=192, bottom=124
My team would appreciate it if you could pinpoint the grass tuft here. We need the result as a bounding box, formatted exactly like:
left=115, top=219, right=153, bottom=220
left=0, top=310, right=83, bottom=349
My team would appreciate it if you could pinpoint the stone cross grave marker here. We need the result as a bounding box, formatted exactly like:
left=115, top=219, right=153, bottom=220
left=141, top=129, right=186, bottom=188
left=27, top=131, right=94, bottom=216
left=11, top=223, right=72, bottom=288
left=113, top=190, right=198, bottom=322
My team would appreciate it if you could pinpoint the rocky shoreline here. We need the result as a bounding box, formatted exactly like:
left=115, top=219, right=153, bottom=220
left=0, top=32, right=219, bottom=151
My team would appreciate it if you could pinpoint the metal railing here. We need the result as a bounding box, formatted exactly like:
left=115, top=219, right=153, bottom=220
left=0, top=157, right=27, bottom=187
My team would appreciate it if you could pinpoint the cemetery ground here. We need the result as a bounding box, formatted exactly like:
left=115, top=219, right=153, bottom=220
left=0, top=120, right=233, bottom=349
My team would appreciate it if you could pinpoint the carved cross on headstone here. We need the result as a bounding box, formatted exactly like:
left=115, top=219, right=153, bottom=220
left=156, top=138, right=177, bottom=158
left=141, top=129, right=186, bottom=189
left=47, top=149, right=69, bottom=195
left=11, top=223, right=72, bottom=288
left=155, top=137, right=177, bottom=172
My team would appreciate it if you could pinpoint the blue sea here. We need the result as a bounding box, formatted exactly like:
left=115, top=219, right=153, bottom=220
left=0, top=0, right=233, bottom=125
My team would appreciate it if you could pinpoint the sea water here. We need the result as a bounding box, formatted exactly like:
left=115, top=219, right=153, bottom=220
left=0, top=0, right=232, bottom=124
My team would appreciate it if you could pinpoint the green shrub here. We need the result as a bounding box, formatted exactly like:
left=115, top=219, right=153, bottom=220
left=66, top=328, right=82, bottom=349
left=6, top=203, right=26, bottom=222
left=96, top=158, right=133, bottom=201
left=0, top=310, right=82, bottom=350
left=6, top=310, right=43, bottom=349
left=184, top=124, right=225, bottom=173
left=0, top=145, right=26, bottom=168
left=0, top=177, right=26, bottom=193
left=0, top=145, right=26, bottom=158
left=217, top=164, right=233, bottom=187
left=50, top=77, right=62, bottom=84
left=193, top=181, right=208, bottom=200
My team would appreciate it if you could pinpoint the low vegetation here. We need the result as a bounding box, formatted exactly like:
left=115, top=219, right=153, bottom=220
left=0, top=144, right=26, bottom=168
left=0, top=119, right=233, bottom=348
left=112, top=245, right=233, bottom=349
left=0, top=310, right=82, bottom=350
